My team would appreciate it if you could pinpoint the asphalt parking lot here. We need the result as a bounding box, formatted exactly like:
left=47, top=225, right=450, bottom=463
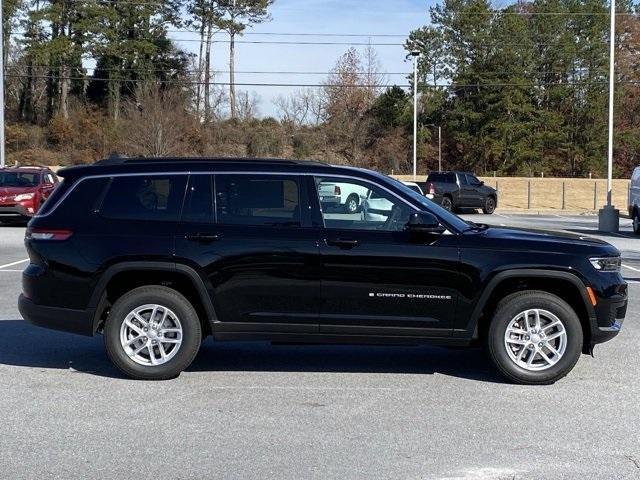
left=0, top=216, right=639, bottom=480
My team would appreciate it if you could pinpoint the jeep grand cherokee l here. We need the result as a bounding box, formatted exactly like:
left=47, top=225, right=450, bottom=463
left=19, top=157, right=627, bottom=384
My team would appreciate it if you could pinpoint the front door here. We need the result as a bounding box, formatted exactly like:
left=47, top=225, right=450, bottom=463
left=313, top=176, right=460, bottom=337
left=174, top=173, right=321, bottom=334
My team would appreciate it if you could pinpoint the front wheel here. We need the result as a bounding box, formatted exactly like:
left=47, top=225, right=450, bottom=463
left=487, top=291, right=583, bottom=385
left=104, top=286, right=202, bottom=380
left=483, top=196, right=496, bottom=214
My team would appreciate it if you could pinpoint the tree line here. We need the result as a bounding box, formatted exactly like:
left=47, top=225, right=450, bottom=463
left=2, top=0, right=639, bottom=177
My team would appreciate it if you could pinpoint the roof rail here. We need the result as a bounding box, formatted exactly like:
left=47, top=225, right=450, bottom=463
left=94, top=156, right=328, bottom=167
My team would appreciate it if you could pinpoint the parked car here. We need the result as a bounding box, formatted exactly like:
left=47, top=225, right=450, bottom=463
left=20, top=157, right=627, bottom=384
left=628, top=166, right=640, bottom=234
left=426, top=171, right=497, bottom=213
left=401, top=181, right=424, bottom=195
left=0, top=166, right=59, bottom=223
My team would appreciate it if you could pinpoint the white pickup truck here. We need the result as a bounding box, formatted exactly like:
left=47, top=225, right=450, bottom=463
left=317, top=180, right=370, bottom=213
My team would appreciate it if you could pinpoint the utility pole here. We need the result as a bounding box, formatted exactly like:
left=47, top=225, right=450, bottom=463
left=438, top=125, right=442, bottom=172
left=0, top=0, right=5, bottom=169
left=598, top=0, right=619, bottom=232
left=411, top=51, right=420, bottom=181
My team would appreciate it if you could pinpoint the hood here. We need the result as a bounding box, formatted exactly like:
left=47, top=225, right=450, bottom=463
left=467, top=224, right=619, bottom=256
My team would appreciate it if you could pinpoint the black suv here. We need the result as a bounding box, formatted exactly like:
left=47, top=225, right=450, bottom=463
left=426, top=171, right=497, bottom=213
left=19, top=157, right=627, bottom=384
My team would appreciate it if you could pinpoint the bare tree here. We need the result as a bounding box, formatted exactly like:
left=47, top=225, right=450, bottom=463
left=215, top=0, right=273, bottom=118
left=119, top=84, right=194, bottom=156
left=273, top=89, right=314, bottom=127
left=235, top=90, right=260, bottom=121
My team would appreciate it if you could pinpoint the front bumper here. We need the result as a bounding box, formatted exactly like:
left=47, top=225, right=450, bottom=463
left=19, top=294, right=96, bottom=337
left=0, top=204, right=32, bottom=219
left=591, top=290, right=627, bottom=344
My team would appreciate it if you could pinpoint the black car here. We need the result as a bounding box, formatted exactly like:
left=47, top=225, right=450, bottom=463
left=19, top=157, right=627, bottom=384
left=426, top=171, right=497, bottom=213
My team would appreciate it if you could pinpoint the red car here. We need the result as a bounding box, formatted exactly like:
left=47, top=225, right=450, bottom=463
left=0, top=167, right=59, bottom=223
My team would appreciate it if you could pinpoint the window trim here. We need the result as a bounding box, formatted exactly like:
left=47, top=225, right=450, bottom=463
left=36, top=170, right=460, bottom=234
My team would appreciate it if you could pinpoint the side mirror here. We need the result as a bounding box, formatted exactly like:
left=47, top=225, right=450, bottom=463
left=405, top=212, right=446, bottom=235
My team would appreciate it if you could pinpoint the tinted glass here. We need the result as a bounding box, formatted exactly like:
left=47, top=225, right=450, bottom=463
left=427, top=173, right=444, bottom=183
left=316, top=177, right=412, bottom=232
left=215, top=175, right=301, bottom=227
left=182, top=175, right=213, bottom=224
left=46, top=177, right=109, bottom=220
left=468, top=175, right=481, bottom=185
left=459, top=174, right=469, bottom=185
left=0, top=171, right=40, bottom=187
left=100, top=175, right=187, bottom=222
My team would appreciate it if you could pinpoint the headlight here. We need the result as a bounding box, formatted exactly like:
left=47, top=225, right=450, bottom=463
left=14, top=193, right=35, bottom=201
left=589, top=256, right=621, bottom=272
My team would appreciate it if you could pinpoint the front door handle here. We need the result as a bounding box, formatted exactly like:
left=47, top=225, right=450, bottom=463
left=185, top=233, right=220, bottom=243
left=326, top=238, right=359, bottom=249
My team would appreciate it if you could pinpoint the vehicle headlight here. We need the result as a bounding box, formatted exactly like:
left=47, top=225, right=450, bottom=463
left=589, top=256, right=621, bottom=272
left=14, top=193, right=35, bottom=201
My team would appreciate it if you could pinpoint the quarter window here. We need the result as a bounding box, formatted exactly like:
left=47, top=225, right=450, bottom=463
left=100, top=175, right=187, bottom=222
left=215, top=175, right=301, bottom=227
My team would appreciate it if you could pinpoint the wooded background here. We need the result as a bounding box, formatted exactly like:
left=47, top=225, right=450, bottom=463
left=2, top=0, right=640, bottom=178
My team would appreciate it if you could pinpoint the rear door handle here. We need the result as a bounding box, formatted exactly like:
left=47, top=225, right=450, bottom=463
left=185, top=233, right=220, bottom=243
left=326, top=238, right=359, bottom=249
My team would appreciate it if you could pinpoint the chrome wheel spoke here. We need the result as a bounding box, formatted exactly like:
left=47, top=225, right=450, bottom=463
left=120, top=304, right=183, bottom=367
left=504, top=308, right=567, bottom=372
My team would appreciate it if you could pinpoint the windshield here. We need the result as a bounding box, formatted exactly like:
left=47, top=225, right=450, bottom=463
left=0, top=171, right=40, bottom=187
left=384, top=176, right=471, bottom=232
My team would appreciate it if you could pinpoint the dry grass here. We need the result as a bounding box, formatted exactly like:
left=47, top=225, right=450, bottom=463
left=395, top=175, right=630, bottom=212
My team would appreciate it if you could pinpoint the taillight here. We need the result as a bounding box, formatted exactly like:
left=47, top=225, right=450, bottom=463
left=427, top=182, right=436, bottom=195
left=334, top=186, right=341, bottom=195
left=26, top=228, right=73, bottom=241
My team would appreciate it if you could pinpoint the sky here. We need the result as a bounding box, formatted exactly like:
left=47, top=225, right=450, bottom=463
left=170, top=0, right=431, bottom=117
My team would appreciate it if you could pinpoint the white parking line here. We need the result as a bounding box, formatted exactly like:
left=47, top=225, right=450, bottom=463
left=0, top=258, right=28, bottom=270
left=622, top=263, right=640, bottom=273
left=0, top=269, right=23, bottom=272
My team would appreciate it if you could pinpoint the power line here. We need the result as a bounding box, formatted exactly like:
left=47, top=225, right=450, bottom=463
left=4, top=73, right=640, bottom=88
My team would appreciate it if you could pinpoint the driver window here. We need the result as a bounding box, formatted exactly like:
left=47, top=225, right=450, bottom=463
left=315, top=177, right=411, bottom=231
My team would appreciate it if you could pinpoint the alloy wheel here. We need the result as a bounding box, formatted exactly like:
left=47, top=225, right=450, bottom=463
left=119, top=304, right=183, bottom=366
left=504, top=309, right=567, bottom=371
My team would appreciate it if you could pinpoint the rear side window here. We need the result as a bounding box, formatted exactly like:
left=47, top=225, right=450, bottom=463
left=427, top=173, right=455, bottom=184
left=215, top=175, right=301, bottom=227
left=182, top=174, right=214, bottom=224
left=100, top=175, right=187, bottom=222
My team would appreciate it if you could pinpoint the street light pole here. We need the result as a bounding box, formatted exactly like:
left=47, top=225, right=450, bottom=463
left=598, top=0, right=619, bottom=232
left=411, top=51, right=419, bottom=181
left=0, top=0, right=5, bottom=169
left=438, top=125, right=442, bottom=172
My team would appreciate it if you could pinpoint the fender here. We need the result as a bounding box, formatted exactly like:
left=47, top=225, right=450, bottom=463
left=88, top=261, right=217, bottom=333
left=456, top=268, right=597, bottom=338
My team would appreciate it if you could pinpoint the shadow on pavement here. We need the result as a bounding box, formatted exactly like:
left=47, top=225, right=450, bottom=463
left=0, top=319, right=505, bottom=383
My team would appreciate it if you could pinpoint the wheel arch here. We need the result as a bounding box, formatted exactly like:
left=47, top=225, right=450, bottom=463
left=89, top=262, right=216, bottom=336
left=470, top=269, right=596, bottom=354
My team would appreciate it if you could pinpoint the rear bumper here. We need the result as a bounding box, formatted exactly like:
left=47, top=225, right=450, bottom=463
left=18, top=294, right=95, bottom=336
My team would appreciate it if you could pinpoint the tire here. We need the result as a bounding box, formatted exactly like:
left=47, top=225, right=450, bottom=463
left=483, top=196, right=496, bottom=214
left=344, top=194, right=360, bottom=214
left=104, top=286, right=202, bottom=380
left=633, top=209, right=640, bottom=235
left=441, top=196, right=453, bottom=211
left=486, top=290, right=583, bottom=385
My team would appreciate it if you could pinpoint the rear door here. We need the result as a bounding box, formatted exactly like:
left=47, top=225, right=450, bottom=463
left=314, top=176, right=460, bottom=337
left=174, top=173, right=321, bottom=334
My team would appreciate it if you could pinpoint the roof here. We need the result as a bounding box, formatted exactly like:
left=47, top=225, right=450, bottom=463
left=0, top=166, right=50, bottom=172
left=57, top=156, right=347, bottom=179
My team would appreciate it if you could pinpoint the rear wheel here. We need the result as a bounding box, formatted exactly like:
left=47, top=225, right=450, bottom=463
left=441, top=196, right=453, bottom=211
left=486, top=291, right=583, bottom=385
left=483, top=196, right=496, bottom=214
left=633, top=209, right=640, bottom=235
left=344, top=194, right=360, bottom=214
left=104, top=286, right=202, bottom=380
